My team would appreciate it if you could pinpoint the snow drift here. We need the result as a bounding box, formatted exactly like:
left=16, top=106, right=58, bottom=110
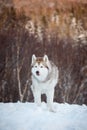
left=0, top=102, right=87, bottom=130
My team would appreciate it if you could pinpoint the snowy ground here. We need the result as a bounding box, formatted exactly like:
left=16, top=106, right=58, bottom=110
left=0, top=102, right=87, bottom=130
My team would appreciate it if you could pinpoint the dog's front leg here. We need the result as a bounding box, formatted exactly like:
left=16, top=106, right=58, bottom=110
left=33, top=90, right=41, bottom=106
left=46, top=89, right=54, bottom=112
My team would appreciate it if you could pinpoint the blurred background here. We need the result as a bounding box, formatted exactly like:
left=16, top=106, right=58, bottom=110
left=0, top=0, right=87, bottom=104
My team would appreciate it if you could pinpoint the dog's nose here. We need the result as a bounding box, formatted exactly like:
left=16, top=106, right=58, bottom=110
left=36, top=71, right=40, bottom=75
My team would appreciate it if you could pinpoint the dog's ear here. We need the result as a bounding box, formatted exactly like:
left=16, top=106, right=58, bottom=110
left=43, top=55, right=49, bottom=62
left=43, top=55, right=51, bottom=70
left=32, top=54, right=36, bottom=65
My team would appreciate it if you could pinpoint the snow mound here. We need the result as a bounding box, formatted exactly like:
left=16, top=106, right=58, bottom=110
left=0, top=102, right=87, bottom=130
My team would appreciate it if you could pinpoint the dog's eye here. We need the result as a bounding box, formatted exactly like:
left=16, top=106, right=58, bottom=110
left=35, top=66, right=37, bottom=68
left=40, top=66, right=43, bottom=68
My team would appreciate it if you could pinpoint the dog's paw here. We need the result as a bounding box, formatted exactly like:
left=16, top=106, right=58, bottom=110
left=49, top=108, right=57, bottom=112
left=48, top=106, right=57, bottom=112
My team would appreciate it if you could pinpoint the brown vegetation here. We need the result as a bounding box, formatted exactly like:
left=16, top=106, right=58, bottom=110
left=0, top=0, right=87, bottom=104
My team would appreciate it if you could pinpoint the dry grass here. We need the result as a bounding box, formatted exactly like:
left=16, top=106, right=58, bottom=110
left=0, top=0, right=87, bottom=104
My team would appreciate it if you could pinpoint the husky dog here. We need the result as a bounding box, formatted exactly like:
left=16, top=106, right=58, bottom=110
left=31, top=54, right=59, bottom=111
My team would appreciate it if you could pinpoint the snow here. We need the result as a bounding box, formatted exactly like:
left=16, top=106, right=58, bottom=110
left=0, top=102, right=87, bottom=130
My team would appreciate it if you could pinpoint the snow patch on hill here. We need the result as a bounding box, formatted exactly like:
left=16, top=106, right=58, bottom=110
left=0, top=102, right=87, bottom=130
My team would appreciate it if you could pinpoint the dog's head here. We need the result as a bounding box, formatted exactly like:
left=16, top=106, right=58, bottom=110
left=31, top=54, right=51, bottom=82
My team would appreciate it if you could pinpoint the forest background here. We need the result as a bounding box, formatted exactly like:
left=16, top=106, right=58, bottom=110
left=0, top=0, right=87, bottom=105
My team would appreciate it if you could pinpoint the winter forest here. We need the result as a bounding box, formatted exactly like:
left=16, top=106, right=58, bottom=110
left=0, top=0, right=87, bottom=105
